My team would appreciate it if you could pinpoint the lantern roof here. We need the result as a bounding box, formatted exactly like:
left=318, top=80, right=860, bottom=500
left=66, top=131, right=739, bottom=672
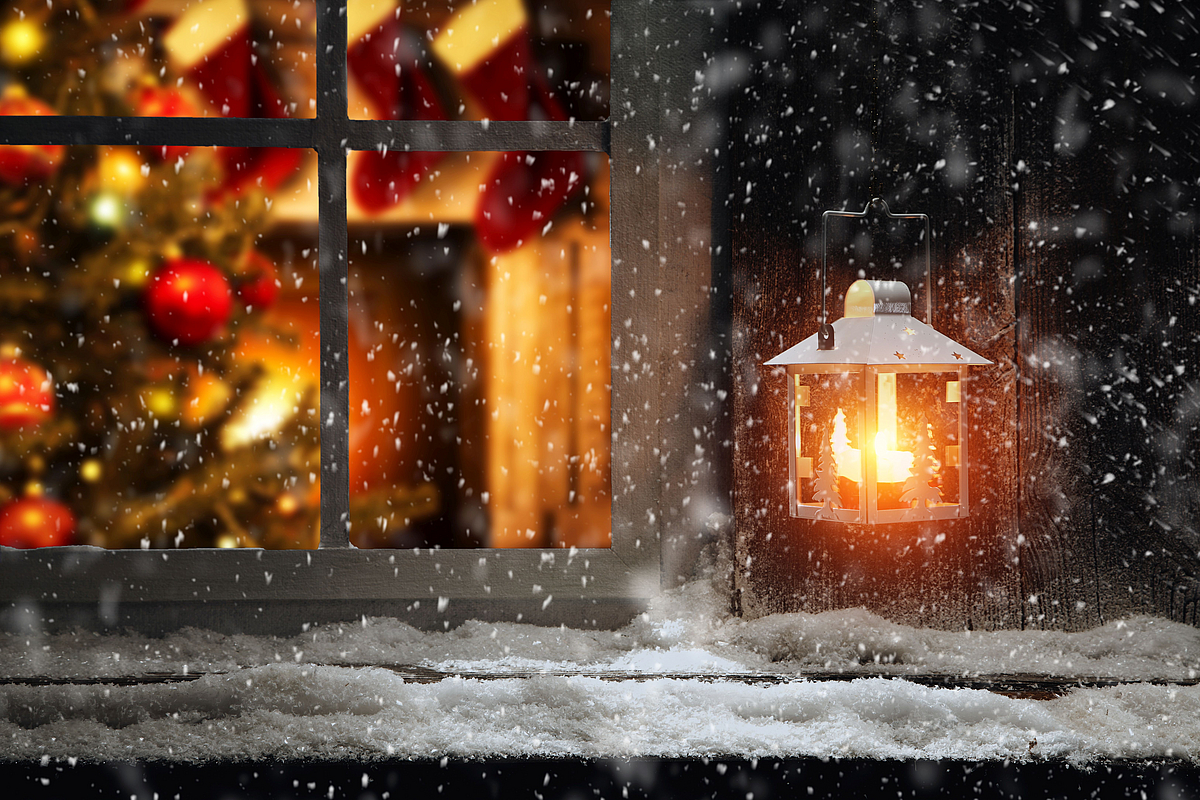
left=766, top=280, right=993, bottom=368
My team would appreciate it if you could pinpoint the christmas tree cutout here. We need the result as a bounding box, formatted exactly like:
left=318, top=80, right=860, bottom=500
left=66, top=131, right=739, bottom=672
left=812, top=431, right=841, bottom=520
left=900, top=412, right=942, bottom=519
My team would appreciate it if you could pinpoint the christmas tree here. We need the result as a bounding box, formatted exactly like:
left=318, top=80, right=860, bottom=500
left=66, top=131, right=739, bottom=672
left=811, top=432, right=841, bottom=520
left=0, top=0, right=324, bottom=549
left=900, top=411, right=942, bottom=520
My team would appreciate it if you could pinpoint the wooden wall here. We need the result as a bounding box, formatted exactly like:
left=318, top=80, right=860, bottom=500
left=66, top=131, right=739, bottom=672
left=728, top=0, right=1200, bottom=629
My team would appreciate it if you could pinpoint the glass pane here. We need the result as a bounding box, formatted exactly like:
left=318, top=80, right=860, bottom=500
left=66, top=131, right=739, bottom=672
left=348, top=0, right=609, bottom=121
left=0, top=145, right=319, bottom=549
left=348, top=150, right=610, bottom=548
left=3, top=0, right=315, bottom=118
left=794, top=372, right=865, bottom=516
left=884, top=372, right=961, bottom=511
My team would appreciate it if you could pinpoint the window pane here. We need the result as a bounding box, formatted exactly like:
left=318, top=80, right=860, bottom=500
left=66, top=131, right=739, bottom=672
left=2, top=0, right=315, bottom=118
left=348, top=0, right=609, bottom=121
left=0, top=145, right=319, bottom=549
left=348, top=150, right=610, bottom=548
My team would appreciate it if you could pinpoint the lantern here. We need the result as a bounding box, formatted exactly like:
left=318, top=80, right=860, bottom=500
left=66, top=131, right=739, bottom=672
left=766, top=199, right=992, bottom=525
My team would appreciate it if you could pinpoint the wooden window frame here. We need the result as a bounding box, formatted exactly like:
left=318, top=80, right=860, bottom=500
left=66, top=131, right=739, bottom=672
left=0, top=0, right=687, bottom=633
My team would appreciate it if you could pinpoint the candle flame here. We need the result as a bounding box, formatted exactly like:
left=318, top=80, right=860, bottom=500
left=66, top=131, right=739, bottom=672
left=830, top=407, right=914, bottom=483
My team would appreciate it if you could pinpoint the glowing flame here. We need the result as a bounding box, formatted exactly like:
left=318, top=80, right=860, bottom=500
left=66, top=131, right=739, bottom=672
left=829, top=407, right=915, bottom=484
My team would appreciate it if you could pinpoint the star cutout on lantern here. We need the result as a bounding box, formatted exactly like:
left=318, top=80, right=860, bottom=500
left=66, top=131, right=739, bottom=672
left=894, top=351, right=906, bottom=360
left=903, top=326, right=915, bottom=336
left=952, top=352, right=964, bottom=360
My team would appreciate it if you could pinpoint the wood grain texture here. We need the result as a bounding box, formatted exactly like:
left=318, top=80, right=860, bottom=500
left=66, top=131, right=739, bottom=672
left=1009, top=3, right=1200, bottom=629
left=608, top=0, right=664, bottom=579
left=947, top=73, right=1022, bottom=633
left=652, top=3, right=731, bottom=587
left=1012, top=90, right=1110, bottom=631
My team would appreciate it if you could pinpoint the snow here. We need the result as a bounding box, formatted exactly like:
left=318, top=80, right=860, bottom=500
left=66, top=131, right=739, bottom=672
left=1, top=576, right=1198, bottom=763
left=4, top=667, right=1199, bottom=763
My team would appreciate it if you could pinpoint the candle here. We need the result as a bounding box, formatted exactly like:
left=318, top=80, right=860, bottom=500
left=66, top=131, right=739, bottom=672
left=829, top=407, right=915, bottom=484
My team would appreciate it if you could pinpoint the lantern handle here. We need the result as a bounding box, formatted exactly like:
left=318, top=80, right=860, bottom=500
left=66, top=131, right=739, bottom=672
left=819, top=197, right=932, bottom=350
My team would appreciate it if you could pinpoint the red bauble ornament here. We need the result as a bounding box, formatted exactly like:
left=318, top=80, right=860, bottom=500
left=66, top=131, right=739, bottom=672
left=237, top=250, right=279, bottom=311
left=0, top=497, right=75, bottom=548
left=0, top=354, right=54, bottom=430
left=131, top=84, right=197, bottom=162
left=144, top=259, right=233, bottom=346
left=0, top=87, right=64, bottom=186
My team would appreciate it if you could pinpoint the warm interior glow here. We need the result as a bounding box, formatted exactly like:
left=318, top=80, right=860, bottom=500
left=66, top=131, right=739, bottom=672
left=484, top=222, right=611, bottom=548
left=220, top=372, right=298, bottom=449
left=222, top=291, right=319, bottom=451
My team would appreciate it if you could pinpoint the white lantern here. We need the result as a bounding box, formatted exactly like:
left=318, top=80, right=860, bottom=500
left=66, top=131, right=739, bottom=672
left=766, top=200, right=992, bottom=525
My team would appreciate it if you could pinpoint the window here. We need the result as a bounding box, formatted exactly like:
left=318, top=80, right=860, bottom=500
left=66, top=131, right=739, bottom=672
left=0, top=0, right=726, bottom=631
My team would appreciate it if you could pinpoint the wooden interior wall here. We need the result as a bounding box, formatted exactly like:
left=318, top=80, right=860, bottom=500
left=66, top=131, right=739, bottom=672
left=729, top=0, right=1199, bottom=629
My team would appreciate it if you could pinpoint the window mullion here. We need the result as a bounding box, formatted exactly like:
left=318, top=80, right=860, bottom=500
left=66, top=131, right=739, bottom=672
left=316, top=0, right=351, bottom=548
left=0, top=116, right=314, bottom=149
left=343, top=120, right=609, bottom=153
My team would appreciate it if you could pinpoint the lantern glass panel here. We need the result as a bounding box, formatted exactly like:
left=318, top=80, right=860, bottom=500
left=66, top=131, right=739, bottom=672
left=874, top=370, right=962, bottom=514
left=792, top=369, right=864, bottom=517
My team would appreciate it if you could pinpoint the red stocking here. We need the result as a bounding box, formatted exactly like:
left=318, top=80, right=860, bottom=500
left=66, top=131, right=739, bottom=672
left=433, top=0, right=585, bottom=253
left=164, top=0, right=302, bottom=199
left=348, top=0, right=447, bottom=213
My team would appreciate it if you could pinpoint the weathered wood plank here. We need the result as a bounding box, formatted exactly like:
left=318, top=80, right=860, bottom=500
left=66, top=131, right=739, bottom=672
left=948, top=84, right=1022, bottom=633
left=1010, top=3, right=1200, bottom=629
left=1013, top=90, right=1103, bottom=632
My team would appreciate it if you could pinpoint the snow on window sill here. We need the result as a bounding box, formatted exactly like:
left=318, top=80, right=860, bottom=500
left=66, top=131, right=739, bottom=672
left=1, top=566, right=1198, bottom=763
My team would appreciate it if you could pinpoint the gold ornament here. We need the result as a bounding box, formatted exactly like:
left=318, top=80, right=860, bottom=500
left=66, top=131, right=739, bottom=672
left=88, top=191, right=126, bottom=231
left=98, top=148, right=148, bottom=193
left=183, top=373, right=231, bottom=427
left=0, top=18, right=46, bottom=66
left=142, top=385, right=178, bottom=419
left=124, top=257, right=153, bottom=289
left=276, top=493, right=300, bottom=516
